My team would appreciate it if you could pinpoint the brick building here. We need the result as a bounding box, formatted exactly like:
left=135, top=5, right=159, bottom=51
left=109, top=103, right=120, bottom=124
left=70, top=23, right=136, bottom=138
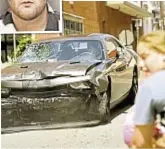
left=63, top=1, right=135, bottom=36
left=35, top=1, right=151, bottom=45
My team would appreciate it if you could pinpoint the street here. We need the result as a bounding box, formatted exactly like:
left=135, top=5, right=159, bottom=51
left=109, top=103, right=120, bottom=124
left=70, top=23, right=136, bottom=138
left=1, top=100, right=132, bottom=149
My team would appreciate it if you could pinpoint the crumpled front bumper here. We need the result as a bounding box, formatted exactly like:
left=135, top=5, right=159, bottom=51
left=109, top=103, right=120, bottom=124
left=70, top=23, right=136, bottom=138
left=1, top=75, right=91, bottom=89
left=1, top=91, right=102, bottom=133
left=1, top=72, right=109, bottom=133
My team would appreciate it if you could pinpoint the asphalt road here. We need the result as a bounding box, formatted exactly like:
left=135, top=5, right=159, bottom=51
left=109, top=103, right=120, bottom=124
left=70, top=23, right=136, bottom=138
left=1, top=99, right=133, bottom=149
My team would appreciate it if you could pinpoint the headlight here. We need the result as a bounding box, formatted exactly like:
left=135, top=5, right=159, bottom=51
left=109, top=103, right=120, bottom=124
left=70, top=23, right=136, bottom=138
left=1, top=88, right=11, bottom=98
left=70, top=82, right=90, bottom=89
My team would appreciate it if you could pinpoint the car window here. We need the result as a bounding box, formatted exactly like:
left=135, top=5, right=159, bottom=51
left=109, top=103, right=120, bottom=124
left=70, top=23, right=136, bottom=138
left=19, top=40, right=104, bottom=62
left=105, top=40, right=116, bottom=53
left=59, top=40, right=104, bottom=61
left=105, top=38, right=123, bottom=50
left=110, top=38, right=123, bottom=53
left=124, top=49, right=132, bottom=61
left=105, top=38, right=123, bottom=58
left=19, top=42, right=61, bottom=62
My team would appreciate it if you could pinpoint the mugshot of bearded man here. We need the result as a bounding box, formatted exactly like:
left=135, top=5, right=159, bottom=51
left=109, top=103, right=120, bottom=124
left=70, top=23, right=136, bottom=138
left=8, top=0, right=47, bottom=21
left=0, top=0, right=60, bottom=32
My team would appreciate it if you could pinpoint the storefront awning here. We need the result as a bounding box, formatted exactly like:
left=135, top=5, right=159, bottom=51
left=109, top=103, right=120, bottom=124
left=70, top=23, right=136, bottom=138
left=106, top=1, right=152, bottom=18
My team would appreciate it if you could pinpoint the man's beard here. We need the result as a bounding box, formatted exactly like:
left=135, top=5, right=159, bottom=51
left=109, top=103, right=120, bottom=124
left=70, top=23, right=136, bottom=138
left=10, top=4, right=47, bottom=21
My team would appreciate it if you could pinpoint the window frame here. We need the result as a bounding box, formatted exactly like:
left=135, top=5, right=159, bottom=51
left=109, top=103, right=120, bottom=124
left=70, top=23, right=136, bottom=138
left=63, top=13, right=84, bottom=35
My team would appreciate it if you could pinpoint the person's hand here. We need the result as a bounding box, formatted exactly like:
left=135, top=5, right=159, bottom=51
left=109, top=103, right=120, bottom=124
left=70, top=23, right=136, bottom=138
left=154, top=134, right=165, bottom=148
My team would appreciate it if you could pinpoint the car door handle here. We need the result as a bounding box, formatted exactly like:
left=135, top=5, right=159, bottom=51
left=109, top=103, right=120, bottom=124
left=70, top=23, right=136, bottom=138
left=116, top=65, right=126, bottom=72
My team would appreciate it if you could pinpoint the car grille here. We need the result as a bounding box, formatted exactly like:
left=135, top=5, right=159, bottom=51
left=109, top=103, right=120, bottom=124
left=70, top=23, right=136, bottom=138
left=1, top=86, right=99, bottom=130
left=1, top=95, right=93, bottom=128
left=2, top=85, right=93, bottom=98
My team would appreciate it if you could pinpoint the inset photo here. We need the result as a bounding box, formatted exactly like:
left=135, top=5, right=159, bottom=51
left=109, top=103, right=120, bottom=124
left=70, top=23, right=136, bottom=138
left=0, top=0, right=62, bottom=33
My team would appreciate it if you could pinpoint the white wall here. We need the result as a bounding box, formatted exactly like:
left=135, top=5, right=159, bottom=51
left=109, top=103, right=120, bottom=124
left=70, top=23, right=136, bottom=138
left=0, top=0, right=61, bottom=15
left=48, top=0, right=61, bottom=12
left=143, top=17, right=153, bottom=34
left=0, top=1, right=8, bottom=14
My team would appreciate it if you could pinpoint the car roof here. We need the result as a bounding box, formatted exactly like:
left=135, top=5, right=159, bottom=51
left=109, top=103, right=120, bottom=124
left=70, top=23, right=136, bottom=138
left=32, top=33, right=118, bottom=45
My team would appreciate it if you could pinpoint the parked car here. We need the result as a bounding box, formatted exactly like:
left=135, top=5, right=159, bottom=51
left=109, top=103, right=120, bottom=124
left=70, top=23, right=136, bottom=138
left=1, top=33, right=139, bottom=131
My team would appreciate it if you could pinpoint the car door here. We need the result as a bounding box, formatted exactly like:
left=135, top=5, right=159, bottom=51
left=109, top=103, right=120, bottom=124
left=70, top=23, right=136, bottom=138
left=105, top=38, right=132, bottom=102
left=121, top=46, right=135, bottom=91
left=114, top=39, right=134, bottom=93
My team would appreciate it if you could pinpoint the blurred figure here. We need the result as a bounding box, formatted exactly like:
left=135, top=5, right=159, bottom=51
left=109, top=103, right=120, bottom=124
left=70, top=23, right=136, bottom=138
left=133, top=31, right=165, bottom=148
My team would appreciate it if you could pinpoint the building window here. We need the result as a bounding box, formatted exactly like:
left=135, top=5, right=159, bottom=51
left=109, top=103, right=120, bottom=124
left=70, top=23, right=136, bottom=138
left=63, top=12, right=84, bottom=35
left=151, top=1, right=160, bottom=9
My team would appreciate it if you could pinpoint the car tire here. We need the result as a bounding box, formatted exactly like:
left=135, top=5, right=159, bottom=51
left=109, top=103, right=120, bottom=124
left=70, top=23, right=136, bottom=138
left=127, top=69, right=138, bottom=105
left=98, top=85, right=111, bottom=123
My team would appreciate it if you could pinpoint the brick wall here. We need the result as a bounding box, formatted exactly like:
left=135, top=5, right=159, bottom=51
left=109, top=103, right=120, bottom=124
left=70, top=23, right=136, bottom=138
left=63, top=1, right=133, bottom=37
left=34, top=33, right=61, bottom=41
left=96, top=2, right=133, bottom=38
left=35, top=1, right=134, bottom=41
left=63, top=1, right=100, bottom=34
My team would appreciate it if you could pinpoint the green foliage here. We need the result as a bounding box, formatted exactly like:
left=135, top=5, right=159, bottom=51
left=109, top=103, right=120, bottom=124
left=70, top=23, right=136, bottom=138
left=16, top=35, right=32, bottom=58
left=8, top=35, right=33, bottom=63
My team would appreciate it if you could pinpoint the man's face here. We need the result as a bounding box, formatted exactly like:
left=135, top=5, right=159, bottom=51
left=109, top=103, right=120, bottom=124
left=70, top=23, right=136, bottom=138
left=8, top=0, right=47, bottom=20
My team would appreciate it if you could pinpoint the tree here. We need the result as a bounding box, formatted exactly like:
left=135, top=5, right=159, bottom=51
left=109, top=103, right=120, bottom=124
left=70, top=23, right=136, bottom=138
left=8, top=35, right=33, bottom=63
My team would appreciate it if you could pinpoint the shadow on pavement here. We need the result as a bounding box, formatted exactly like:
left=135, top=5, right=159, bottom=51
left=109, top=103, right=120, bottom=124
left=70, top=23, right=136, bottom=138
left=109, top=99, right=133, bottom=121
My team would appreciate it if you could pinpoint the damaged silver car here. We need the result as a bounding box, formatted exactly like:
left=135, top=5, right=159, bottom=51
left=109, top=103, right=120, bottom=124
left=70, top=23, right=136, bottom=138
left=1, top=33, right=138, bottom=132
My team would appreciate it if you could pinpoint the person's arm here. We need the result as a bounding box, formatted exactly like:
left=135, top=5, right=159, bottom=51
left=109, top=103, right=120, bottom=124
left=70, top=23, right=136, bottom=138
left=133, top=124, right=154, bottom=148
left=133, top=83, right=155, bottom=148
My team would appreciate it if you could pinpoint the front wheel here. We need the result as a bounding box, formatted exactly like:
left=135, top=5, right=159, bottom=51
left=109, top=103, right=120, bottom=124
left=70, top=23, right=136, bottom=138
left=98, top=88, right=111, bottom=123
left=127, top=70, right=138, bottom=105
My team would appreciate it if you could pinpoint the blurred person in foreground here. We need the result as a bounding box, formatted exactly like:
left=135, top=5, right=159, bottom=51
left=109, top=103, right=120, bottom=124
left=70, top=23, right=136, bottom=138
left=133, top=31, right=165, bottom=148
left=0, top=0, right=60, bottom=32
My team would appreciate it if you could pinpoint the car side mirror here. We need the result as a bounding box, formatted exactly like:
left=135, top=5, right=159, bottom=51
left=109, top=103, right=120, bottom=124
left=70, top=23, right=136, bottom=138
left=107, top=50, right=118, bottom=59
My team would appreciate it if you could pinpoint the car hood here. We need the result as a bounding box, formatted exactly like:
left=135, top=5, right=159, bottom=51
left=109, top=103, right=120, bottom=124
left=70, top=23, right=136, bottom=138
left=1, top=61, right=102, bottom=81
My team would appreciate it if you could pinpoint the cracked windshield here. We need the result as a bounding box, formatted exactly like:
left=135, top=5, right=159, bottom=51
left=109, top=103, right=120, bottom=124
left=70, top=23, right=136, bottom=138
left=20, top=40, right=103, bottom=62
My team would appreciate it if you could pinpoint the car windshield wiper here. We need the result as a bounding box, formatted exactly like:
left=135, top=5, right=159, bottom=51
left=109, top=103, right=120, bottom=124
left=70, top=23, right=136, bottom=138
left=69, top=61, right=81, bottom=64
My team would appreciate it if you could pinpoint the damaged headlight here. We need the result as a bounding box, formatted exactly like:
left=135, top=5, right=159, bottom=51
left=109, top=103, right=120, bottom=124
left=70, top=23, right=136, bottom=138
left=1, top=88, right=11, bottom=98
left=70, top=82, right=90, bottom=89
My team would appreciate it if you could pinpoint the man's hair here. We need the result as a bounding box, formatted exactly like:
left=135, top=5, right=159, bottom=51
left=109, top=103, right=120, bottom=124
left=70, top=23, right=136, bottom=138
left=138, top=31, right=165, bottom=54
